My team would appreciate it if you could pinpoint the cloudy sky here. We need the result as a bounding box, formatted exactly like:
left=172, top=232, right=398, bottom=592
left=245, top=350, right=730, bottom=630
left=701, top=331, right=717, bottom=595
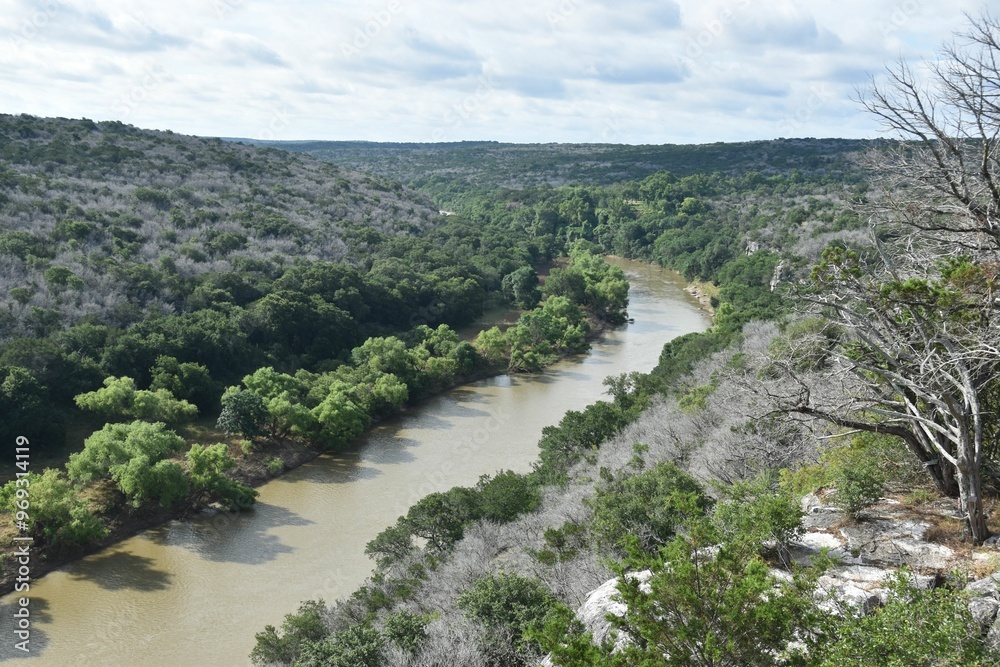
left=0, top=0, right=986, bottom=144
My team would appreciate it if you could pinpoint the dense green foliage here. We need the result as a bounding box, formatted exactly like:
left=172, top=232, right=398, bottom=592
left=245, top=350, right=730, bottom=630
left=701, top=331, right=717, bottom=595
left=66, top=420, right=186, bottom=487
left=563, top=492, right=821, bottom=667
left=0, top=469, right=106, bottom=552
left=74, top=375, right=198, bottom=423
left=365, top=469, right=540, bottom=568
left=590, top=462, right=710, bottom=556
left=0, top=365, right=64, bottom=450
left=457, top=572, right=558, bottom=661
left=187, top=444, right=258, bottom=512
left=251, top=600, right=329, bottom=665
left=812, top=572, right=992, bottom=666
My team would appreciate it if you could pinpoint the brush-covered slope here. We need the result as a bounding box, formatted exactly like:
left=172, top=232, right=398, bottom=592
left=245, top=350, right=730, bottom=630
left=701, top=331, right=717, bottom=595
left=0, top=114, right=441, bottom=341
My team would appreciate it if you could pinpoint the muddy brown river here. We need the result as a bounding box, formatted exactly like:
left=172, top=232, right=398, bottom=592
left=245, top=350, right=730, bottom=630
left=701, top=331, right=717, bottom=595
left=0, top=258, right=708, bottom=666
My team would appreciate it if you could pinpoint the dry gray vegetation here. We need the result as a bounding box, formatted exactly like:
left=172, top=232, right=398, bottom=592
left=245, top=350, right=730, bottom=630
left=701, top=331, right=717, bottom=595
left=316, top=321, right=837, bottom=667
left=0, top=114, right=440, bottom=341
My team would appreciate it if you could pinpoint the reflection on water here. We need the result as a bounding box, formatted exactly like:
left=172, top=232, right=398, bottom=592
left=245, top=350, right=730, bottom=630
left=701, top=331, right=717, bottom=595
left=0, top=259, right=708, bottom=666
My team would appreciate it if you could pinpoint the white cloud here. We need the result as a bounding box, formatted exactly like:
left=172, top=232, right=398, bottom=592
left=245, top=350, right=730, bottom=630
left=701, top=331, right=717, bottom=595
left=0, top=0, right=987, bottom=143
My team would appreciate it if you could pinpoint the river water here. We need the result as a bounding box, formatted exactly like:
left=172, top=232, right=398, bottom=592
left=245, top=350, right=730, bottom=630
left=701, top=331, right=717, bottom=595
left=0, top=258, right=708, bottom=666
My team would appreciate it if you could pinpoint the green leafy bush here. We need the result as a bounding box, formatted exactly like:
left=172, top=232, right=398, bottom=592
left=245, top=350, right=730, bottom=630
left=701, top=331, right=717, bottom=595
left=458, top=572, right=557, bottom=660
left=476, top=470, right=540, bottom=523
left=813, top=572, right=996, bottom=666
left=67, top=420, right=185, bottom=485
left=0, top=469, right=106, bottom=551
left=251, top=599, right=328, bottom=666
left=295, top=625, right=384, bottom=667
left=608, top=514, right=822, bottom=667
left=265, top=456, right=284, bottom=476
left=187, top=443, right=257, bottom=511
left=382, top=610, right=429, bottom=653
left=590, top=461, right=711, bottom=555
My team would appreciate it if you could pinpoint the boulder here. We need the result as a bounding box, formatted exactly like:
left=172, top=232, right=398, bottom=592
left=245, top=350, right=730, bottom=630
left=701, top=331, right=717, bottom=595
left=838, top=519, right=954, bottom=571
left=574, top=570, right=651, bottom=650
left=816, top=565, right=934, bottom=614
left=966, top=574, right=1000, bottom=632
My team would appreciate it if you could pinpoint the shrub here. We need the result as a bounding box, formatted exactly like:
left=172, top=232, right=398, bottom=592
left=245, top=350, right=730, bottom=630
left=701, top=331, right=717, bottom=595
left=476, top=470, right=540, bottom=523
left=609, top=515, right=823, bottom=667
left=266, top=456, right=284, bottom=475
left=833, top=461, right=885, bottom=518
left=0, top=469, right=106, bottom=551
left=814, top=571, right=996, bottom=666
left=382, top=610, right=429, bottom=653
left=713, top=473, right=804, bottom=556
left=824, top=433, right=896, bottom=517
left=458, top=572, right=557, bottom=661
left=590, top=461, right=711, bottom=555
left=251, top=599, right=328, bottom=666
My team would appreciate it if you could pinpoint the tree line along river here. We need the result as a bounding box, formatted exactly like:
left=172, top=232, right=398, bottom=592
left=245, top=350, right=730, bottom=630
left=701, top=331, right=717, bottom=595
left=0, top=258, right=709, bottom=666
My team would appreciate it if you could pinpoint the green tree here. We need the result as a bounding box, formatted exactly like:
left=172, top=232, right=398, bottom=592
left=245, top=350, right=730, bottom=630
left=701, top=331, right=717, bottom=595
left=507, top=297, right=589, bottom=371
left=149, top=355, right=218, bottom=411
left=351, top=336, right=416, bottom=388
left=502, top=266, right=542, bottom=309
left=111, top=456, right=188, bottom=508
left=74, top=376, right=198, bottom=424
left=535, top=401, right=629, bottom=483
left=476, top=470, right=540, bottom=523
left=591, top=462, right=711, bottom=556
left=355, top=373, right=409, bottom=417
left=217, top=388, right=269, bottom=439
left=364, top=519, right=414, bottom=569
left=543, top=267, right=587, bottom=304
left=403, top=486, right=480, bottom=553
left=449, top=340, right=481, bottom=376
left=187, top=443, right=257, bottom=511
left=295, top=625, right=384, bottom=667
left=310, top=390, right=369, bottom=449
left=0, top=366, right=62, bottom=451
left=66, top=421, right=185, bottom=484
left=0, top=469, right=106, bottom=551
left=251, top=599, right=328, bottom=666
left=474, top=326, right=508, bottom=367
left=458, top=572, right=557, bottom=662
left=240, top=367, right=316, bottom=439
left=250, top=290, right=356, bottom=355
left=43, top=265, right=84, bottom=291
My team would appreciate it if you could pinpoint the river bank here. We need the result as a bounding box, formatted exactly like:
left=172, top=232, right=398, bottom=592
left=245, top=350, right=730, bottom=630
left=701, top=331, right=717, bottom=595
left=0, top=257, right=709, bottom=666
left=0, top=312, right=614, bottom=597
left=684, top=279, right=718, bottom=316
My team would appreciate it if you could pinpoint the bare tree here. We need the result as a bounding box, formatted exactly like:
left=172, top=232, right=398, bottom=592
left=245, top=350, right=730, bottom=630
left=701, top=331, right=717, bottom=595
left=860, top=13, right=1000, bottom=254
left=779, top=14, right=1000, bottom=544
